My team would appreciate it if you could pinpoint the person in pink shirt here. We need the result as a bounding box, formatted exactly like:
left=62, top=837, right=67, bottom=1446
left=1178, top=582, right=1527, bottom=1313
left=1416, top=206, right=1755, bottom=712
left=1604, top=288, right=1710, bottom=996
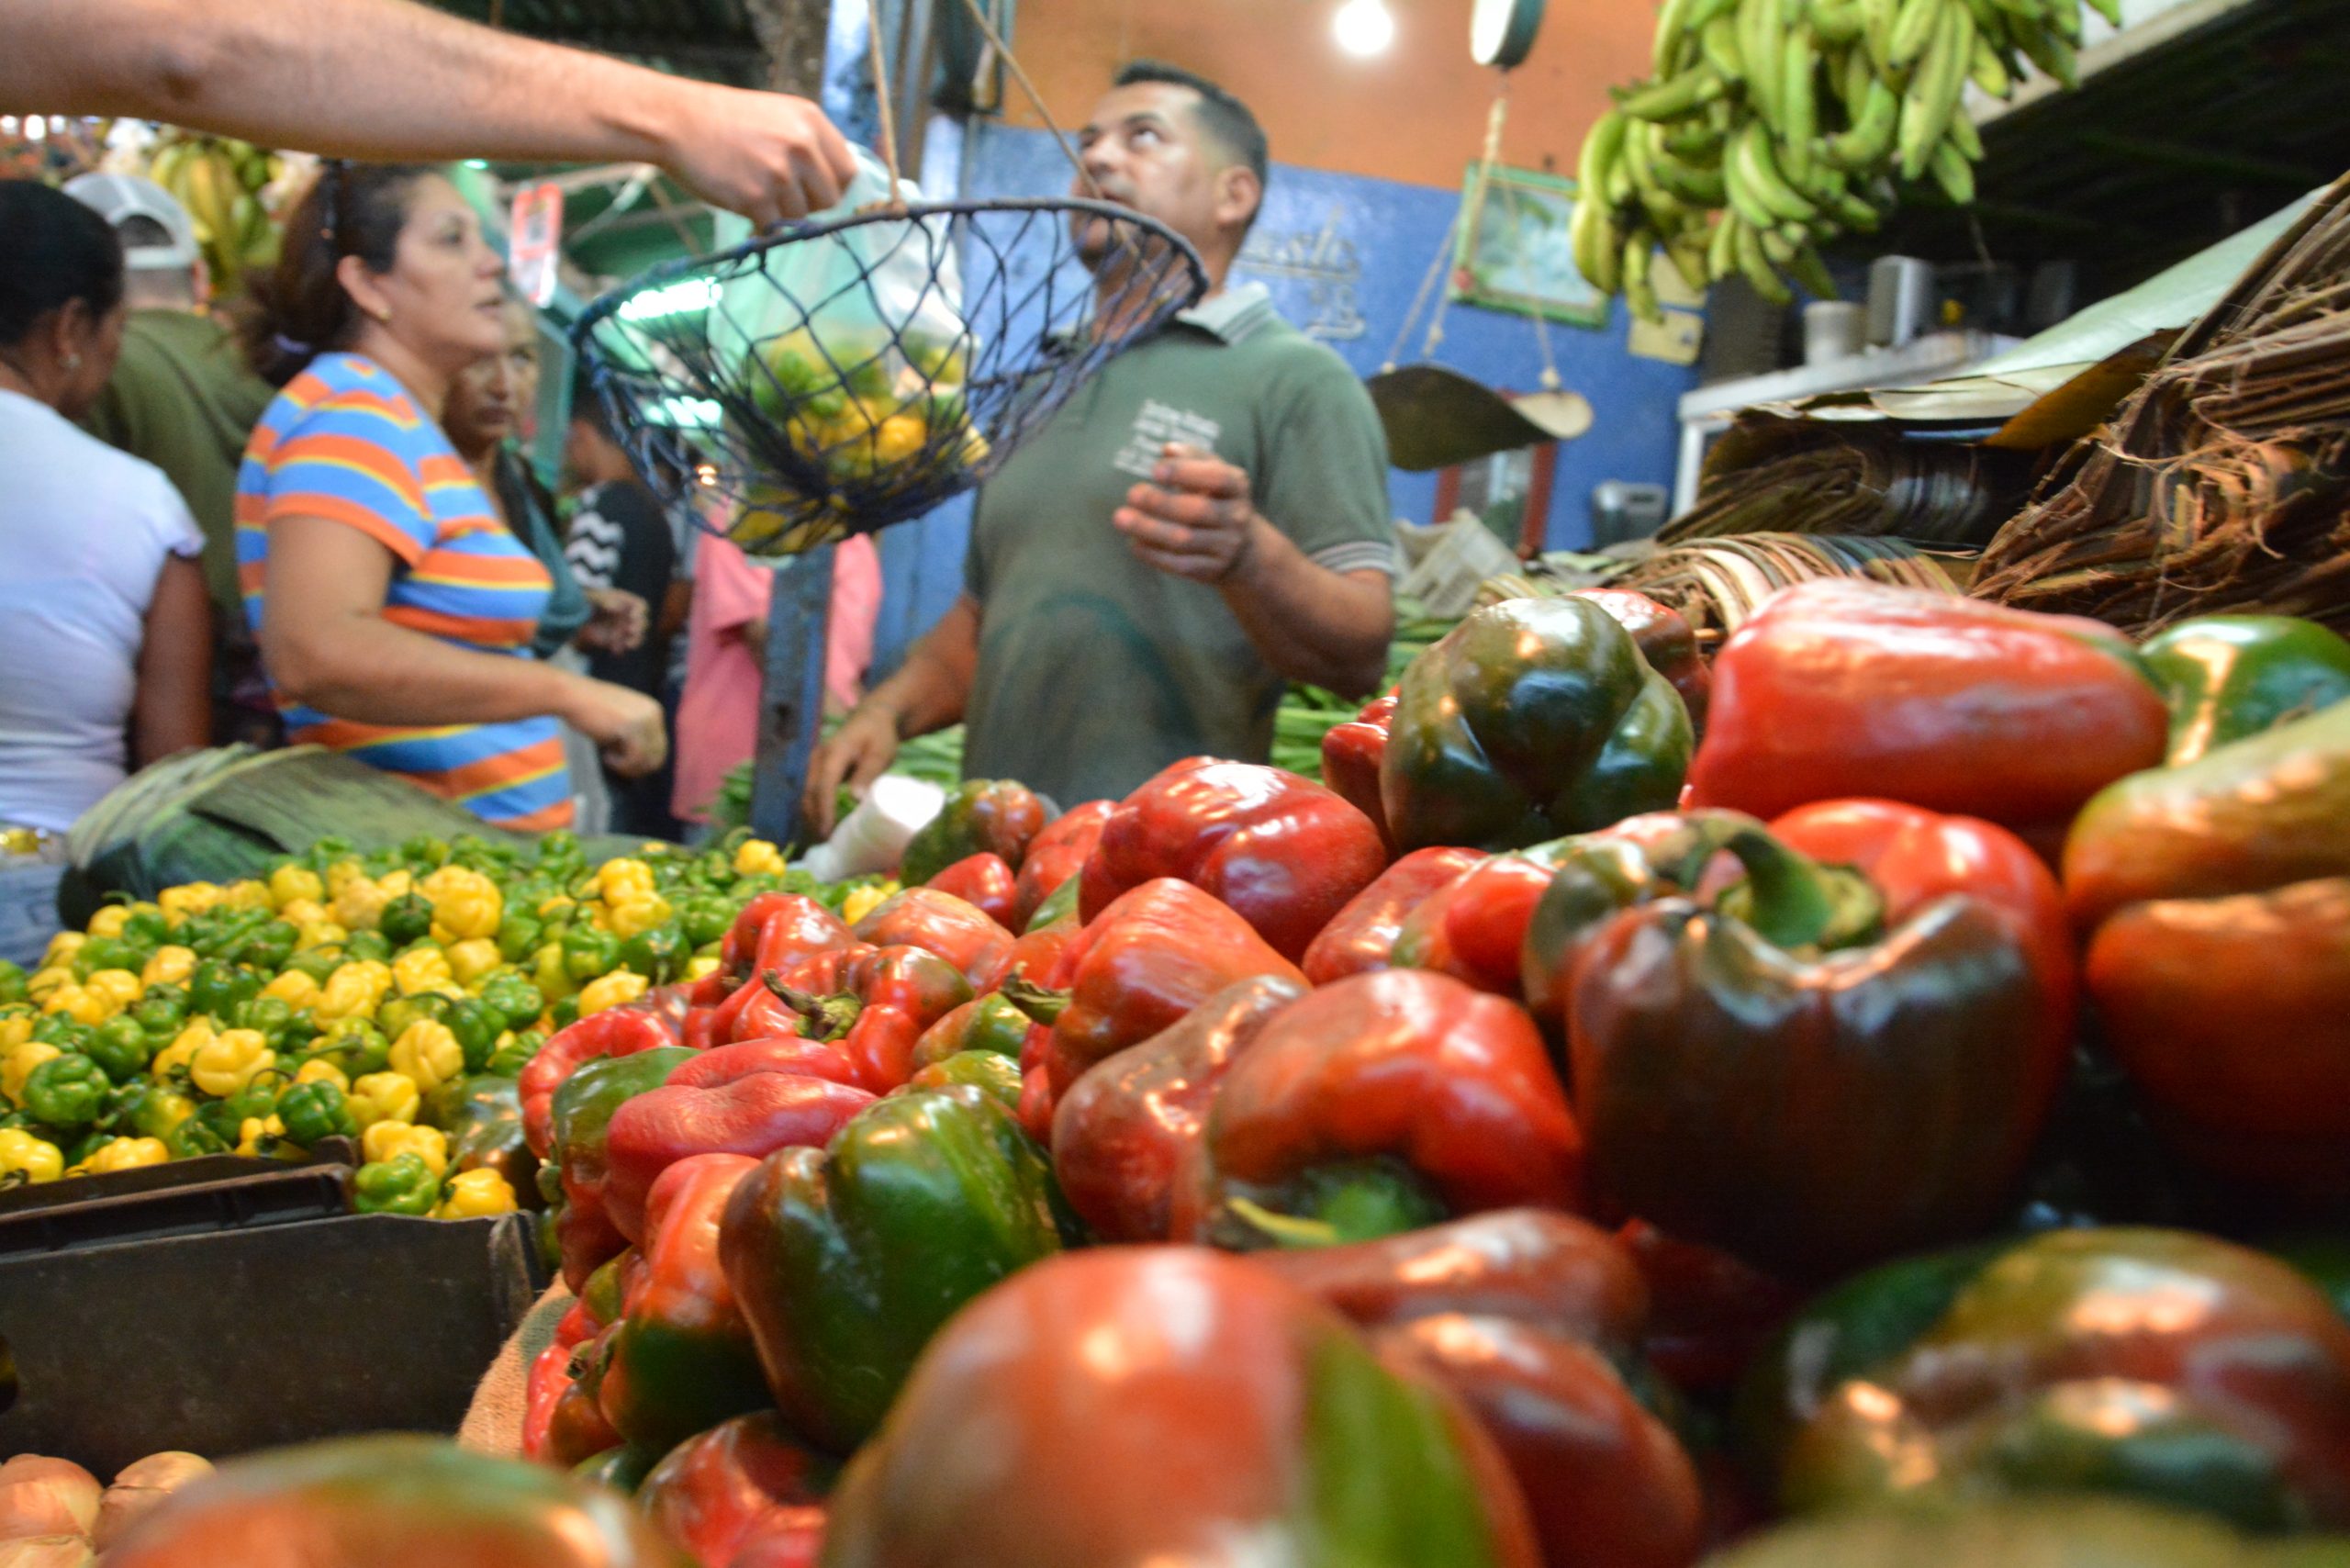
left=672, top=530, right=881, bottom=828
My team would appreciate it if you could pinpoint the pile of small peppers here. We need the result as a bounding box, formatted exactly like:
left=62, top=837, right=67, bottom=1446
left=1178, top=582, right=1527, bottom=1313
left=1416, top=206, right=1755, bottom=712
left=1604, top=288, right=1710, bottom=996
left=0, top=827, right=891, bottom=1225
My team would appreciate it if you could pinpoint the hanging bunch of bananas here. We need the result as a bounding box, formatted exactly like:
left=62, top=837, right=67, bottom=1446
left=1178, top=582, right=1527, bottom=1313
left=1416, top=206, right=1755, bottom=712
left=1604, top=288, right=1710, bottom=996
left=146, top=132, right=285, bottom=297
left=1570, top=0, right=2119, bottom=321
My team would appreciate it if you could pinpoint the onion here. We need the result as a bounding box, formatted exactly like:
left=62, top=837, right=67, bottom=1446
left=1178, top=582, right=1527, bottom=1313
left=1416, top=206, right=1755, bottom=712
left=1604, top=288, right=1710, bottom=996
left=0, top=1536, right=93, bottom=1568
left=0, top=1459, right=97, bottom=1543
left=94, top=1455, right=213, bottom=1552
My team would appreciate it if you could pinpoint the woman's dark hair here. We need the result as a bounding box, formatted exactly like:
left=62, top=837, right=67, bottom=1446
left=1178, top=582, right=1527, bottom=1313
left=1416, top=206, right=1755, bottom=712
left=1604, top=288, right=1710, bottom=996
left=0, top=180, right=126, bottom=349
left=239, top=161, right=439, bottom=386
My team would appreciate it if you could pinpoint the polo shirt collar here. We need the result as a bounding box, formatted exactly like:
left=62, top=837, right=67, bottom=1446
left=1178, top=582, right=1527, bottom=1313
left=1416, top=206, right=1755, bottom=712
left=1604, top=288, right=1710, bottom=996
left=1174, top=282, right=1275, bottom=344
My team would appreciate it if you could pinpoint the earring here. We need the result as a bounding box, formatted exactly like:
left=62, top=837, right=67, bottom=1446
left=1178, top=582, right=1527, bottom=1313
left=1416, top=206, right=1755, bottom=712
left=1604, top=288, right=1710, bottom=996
left=373, top=307, right=392, bottom=324
left=62, top=354, right=81, bottom=370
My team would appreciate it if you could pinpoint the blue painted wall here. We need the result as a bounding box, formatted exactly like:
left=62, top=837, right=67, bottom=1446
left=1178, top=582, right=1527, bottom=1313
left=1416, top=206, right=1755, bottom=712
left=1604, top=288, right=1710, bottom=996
left=851, top=117, right=1701, bottom=676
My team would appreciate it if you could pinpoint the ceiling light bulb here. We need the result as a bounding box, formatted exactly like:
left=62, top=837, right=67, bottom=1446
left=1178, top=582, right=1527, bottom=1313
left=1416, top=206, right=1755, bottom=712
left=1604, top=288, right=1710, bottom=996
left=1334, top=0, right=1395, bottom=57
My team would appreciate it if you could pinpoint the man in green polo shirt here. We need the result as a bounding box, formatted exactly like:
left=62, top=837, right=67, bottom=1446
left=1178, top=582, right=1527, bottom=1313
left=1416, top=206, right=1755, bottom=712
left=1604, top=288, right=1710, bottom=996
left=805, top=61, right=1394, bottom=819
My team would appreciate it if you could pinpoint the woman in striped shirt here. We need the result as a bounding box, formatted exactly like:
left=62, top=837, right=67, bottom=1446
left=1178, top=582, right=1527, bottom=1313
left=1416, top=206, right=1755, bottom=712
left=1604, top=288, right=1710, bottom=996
left=234, top=163, right=664, bottom=829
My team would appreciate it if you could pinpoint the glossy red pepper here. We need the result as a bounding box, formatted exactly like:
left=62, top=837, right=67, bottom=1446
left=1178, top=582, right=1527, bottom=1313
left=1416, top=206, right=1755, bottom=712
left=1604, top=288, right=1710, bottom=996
left=724, top=892, right=856, bottom=981
left=636, top=1411, right=834, bottom=1568
left=768, top=944, right=974, bottom=1094
left=520, top=1340, right=576, bottom=1462
left=899, top=778, right=1050, bottom=884
left=544, top=1338, right=624, bottom=1469
left=972, top=914, right=1080, bottom=996
left=1300, top=846, right=1485, bottom=986
left=668, top=1036, right=861, bottom=1092
left=1080, top=756, right=1388, bottom=962
left=1256, top=1211, right=1706, bottom=1568
left=820, top=1249, right=1544, bottom=1568
left=707, top=968, right=823, bottom=1048
left=1051, top=974, right=1306, bottom=1242
left=1617, top=1219, right=1803, bottom=1394
left=850, top=887, right=1014, bottom=989
left=1321, top=692, right=1400, bottom=853
left=1572, top=588, right=1711, bottom=730
left=1197, top=969, right=1584, bottom=1245
left=1011, top=800, right=1113, bottom=930
left=1017, top=878, right=1305, bottom=1104
left=604, top=1074, right=877, bottom=1244
left=521, top=1003, right=684, bottom=1159
left=1388, top=849, right=1568, bottom=998
left=1685, top=579, right=2168, bottom=841
left=923, top=852, right=1018, bottom=929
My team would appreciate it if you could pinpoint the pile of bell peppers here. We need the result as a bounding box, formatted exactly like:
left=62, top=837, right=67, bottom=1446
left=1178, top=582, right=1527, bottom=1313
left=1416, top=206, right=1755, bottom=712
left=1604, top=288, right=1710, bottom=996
left=95, top=587, right=2350, bottom=1568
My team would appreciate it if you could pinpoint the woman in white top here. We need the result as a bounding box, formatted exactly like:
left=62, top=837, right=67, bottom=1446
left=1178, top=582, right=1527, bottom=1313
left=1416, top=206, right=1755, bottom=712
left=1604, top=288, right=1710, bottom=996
left=0, top=181, right=211, bottom=966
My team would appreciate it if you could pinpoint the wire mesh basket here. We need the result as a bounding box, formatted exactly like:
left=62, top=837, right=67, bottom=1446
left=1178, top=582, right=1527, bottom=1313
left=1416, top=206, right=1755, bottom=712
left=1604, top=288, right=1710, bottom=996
left=573, top=196, right=1208, bottom=558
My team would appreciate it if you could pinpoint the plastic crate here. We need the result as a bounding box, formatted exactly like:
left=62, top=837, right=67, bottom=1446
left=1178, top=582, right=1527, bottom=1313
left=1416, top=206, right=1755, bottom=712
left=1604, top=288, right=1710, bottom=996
left=0, top=1140, right=360, bottom=1258
left=0, top=1211, right=543, bottom=1475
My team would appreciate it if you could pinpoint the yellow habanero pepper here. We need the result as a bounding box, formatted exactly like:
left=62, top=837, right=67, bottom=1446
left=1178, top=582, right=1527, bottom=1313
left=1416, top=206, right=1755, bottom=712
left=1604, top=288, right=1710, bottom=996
left=24, top=967, right=72, bottom=1002
left=734, top=839, right=789, bottom=878
left=84, top=969, right=142, bottom=1011
left=444, top=938, right=501, bottom=988
left=277, top=897, right=330, bottom=930
left=840, top=881, right=897, bottom=926
left=378, top=870, right=414, bottom=900
left=362, top=1120, right=447, bottom=1176
left=349, top=1071, right=420, bottom=1130
left=87, top=905, right=132, bottom=939
left=152, top=1021, right=213, bottom=1082
left=536, top=895, right=576, bottom=923
left=333, top=877, right=391, bottom=933
left=533, top=942, right=576, bottom=1002
left=142, top=945, right=197, bottom=988
left=294, top=1058, right=351, bottom=1092
left=683, top=953, right=722, bottom=983
left=236, top=1115, right=290, bottom=1157
left=595, top=858, right=656, bottom=904
left=190, top=1029, right=274, bottom=1098
left=576, top=970, right=649, bottom=1017
left=4, top=1042, right=62, bottom=1105
left=421, top=866, right=503, bottom=944
left=389, top=1020, right=464, bottom=1097
left=0, top=1011, right=32, bottom=1051
left=260, top=970, right=322, bottom=1011
left=391, top=946, right=453, bottom=996
left=606, top=894, right=673, bottom=942
left=158, top=882, right=222, bottom=923
left=324, top=858, right=365, bottom=899
left=296, top=920, right=351, bottom=953
left=0, top=1128, right=64, bottom=1184
left=315, top=960, right=392, bottom=1024
left=269, top=864, right=326, bottom=910
left=41, top=931, right=86, bottom=969
left=42, top=984, right=115, bottom=1025
left=221, top=879, right=274, bottom=911
left=79, top=1137, right=169, bottom=1175
left=434, top=1167, right=518, bottom=1218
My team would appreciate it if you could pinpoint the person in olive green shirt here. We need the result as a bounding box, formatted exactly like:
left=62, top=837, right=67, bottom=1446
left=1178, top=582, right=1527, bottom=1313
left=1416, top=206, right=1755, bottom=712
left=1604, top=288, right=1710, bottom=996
left=69, top=174, right=276, bottom=745
left=804, top=62, right=1394, bottom=822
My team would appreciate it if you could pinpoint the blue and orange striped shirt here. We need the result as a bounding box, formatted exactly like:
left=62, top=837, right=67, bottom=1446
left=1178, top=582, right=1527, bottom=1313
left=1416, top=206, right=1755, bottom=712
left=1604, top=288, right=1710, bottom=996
left=235, top=353, right=572, bottom=830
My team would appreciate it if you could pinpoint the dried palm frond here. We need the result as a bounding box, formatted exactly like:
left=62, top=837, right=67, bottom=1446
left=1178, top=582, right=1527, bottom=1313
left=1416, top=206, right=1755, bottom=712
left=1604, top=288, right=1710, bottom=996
left=1666, top=414, right=2036, bottom=549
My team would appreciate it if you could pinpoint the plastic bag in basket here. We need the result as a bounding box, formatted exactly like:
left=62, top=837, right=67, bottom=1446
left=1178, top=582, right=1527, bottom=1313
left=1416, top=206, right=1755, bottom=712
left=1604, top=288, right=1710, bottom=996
left=709, top=148, right=985, bottom=554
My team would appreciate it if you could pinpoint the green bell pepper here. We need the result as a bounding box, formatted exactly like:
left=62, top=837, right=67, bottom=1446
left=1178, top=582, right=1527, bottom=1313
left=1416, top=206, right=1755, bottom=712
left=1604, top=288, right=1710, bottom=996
left=498, top=912, right=546, bottom=964
left=278, top=1081, right=357, bottom=1146
left=354, top=1151, right=441, bottom=1215
left=549, top=995, right=581, bottom=1032
left=24, top=1054, right=110, bottom=1128
left=2141, top=614, right=2350, bottom=766
left=379, top=892, right=435, bottom=948
left=1382, top=596, right=1693, bottom=853
left=130, top=982, right=191, bottom=1037
left=721, top=1082, right=1075, bottom=1453
left=479, top=971, right=545, bottom=1033
left=165, top=1115, right=229, bottom=1159
left=84, top=1016, right=153, bottom=1082
left=618, top=924, right=688, bottom=985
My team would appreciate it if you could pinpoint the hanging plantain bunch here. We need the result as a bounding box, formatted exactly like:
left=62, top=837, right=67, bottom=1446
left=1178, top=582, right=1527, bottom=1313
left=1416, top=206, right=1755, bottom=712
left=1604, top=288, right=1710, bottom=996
left=1570, top=0, right=2118, bottom=320
left=146, top=130, right=288, bottom=299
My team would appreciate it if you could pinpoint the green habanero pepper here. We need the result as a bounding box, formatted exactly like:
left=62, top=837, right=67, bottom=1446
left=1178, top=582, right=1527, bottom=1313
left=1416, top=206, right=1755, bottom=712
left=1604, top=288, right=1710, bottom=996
left=189, top=958, right=259, bottom=1021
left=488, top=1029, right=545, bottom=1078
left=400, top=834, right=452, bottom=870
left=121, top=908, right=170, bottom=948
left=498, top=913, right=545, bottom=965
left=379, top=892, right=435, bottom=948
left=76, top=936, right=143, bottom=977
left=285, top=947, right=346, bottom=987
left=84, top=1016, right=153, bottom=1082
left=309, top=1018, right=391, bottom=1079
left=564, top=925, right=622, bottom=984
left=0, top=961, right=24, bottom=1006
left=548, top=995, right=580, bottom=1032
left=278, top=1080, right=357, bottom=1146
left=224, top=919, right=298, bottom=974
left=343, top=929, right=392, bottom=964
left=30, top=1015, right=93, bottom=1051
left=24, top=1054, right=110, bottom=1128
left=618, top=924, right=687, bottom=985
left=479, top=971, right=544, bottom=1034
left=377, top=991, right=452, bottom=1044
left=124, top=1083, right=197, bottom=1141
left=679, top=897, right=733, bottom=950
left=131, top=982, right=191, bottom=1037
left=236, top=994, right=297, bottom=1042
left=444, top=997, right=504, bottom=1072
left=164, top=1114, right=229, bottom=1159
left=353, top=1151, right=440, bottom=1215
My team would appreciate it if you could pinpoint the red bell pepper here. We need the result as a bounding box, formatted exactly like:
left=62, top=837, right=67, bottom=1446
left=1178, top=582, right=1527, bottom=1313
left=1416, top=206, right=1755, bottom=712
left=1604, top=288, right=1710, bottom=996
left=703, top=968, right=824, bottom=1049
left=1198, top=969, right=1584, bottom=1245
left=1016, top=878, right=1305, bottom=1105
left=1321, top=692, right=1400, bottom=853
left=849, top=887, right=1014, bottom=989
left=521, top=1003, right=684, bottom=1159
left=1257, top=1211, right=1706, bottom=1568
left=543, top=1338, right=624, bottom=1468
left=768, top=944, right=973, bottom=1094
left=899, top=778, right=1050, bottom=884
left=1685, top=579, right=2168, bottom=842
left=520, top=1341, right=576, bottom=1462
left=604, top=1073, right=877, bottom=1244
left=1080, top=756, right=1388, bottom=962
left=1617, top=1219, right=1803, bottom=1395
left=636, top=1411, right=834, bottom=1568
left=1011, top=800, right=1113, bottom=930
left=669, top=1036, right=861, bottom=1092
left=923, top=852, right=1018, bottom=929
left=724, top=892, right=855, bottom=980
left=1051, top=974, right=1306, bottom=1242
left=727, top=1513, right=830, bottom=1568
left=1387, top=849, right=1568, bottom=998
left=592, top=1154, right=771, bottom=1456
left=819, top=1249, right=1544, bottom=1568
left=1573, top=588, right=1711, bottom=730
left=973, top=913, right=1080, bottom=996
left=1300, top=846, right=1484, bottom=986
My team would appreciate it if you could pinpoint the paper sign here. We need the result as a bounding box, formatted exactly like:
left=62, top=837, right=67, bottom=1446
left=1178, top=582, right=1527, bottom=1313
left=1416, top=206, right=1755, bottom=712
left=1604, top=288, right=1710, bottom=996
left=509, top=181, right=565, bottom=308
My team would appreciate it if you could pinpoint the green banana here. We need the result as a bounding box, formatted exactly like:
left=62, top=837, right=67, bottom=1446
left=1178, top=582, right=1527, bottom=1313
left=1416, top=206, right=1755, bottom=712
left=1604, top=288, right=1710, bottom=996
left=1622, top=231, right=1663, bottom=324
left=1735, top=120, right=1818, bottom=222
left=1665, top=232, right=1712, bottom=294
left=1863, top=0, right=1897, bottom=71
left=1930, top=137, right=1977, bottom=203
left=1945, top=105, right=1984, bottom=159
left=1699, top=15, right=1746, bottom=83
left=1622, top=124, right=1686, bottom=225
left=1732, top=215, right=1794, bottom=303
left=1785, top=239, right=1841, bottom=297
left=1569, top=192, right=1620, bottom=294
left=1617, top=66, right=1726, bottom=121
left=1740, top=0, right=1785, bottom=129
left=2085, top=0, right=2122, bottom=23
left=1648, top=120, right=1731, bottom=206
left=1829, top=183, right=1884, bottom=230
left=1809, top=0, right=1866, bottom=45
left=1886, top=0, right=1944, bottom=69
left=1654, top=0, right=1699, bottom=73
left=1577, top=109, right=1628, bottom=200
left=1842, top=41, right=1875, bottom=109
left=1825, top=78, right=1899, bottom=170
left=1779, top=27, right=1819, bottom=184
left=2015, top=22, right=2077, bottom=87
left=1897, top=0, right=1973, bottom=180
left=1969, top=30, right=2013, bottom=95
left=1707, top=210, right=1743, bottom=282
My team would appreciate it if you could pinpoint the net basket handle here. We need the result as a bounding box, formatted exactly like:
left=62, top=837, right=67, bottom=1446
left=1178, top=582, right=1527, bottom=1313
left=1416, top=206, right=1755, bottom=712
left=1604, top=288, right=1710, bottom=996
left=858, top=0, right=1102, bottom=206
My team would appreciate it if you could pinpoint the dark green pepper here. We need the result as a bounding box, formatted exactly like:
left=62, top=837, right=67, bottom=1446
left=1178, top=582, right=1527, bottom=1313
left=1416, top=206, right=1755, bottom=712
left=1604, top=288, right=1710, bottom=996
left=84, top=1016, right=153, bottom=1082
left=571, top=1445, right=662, bottom=1495
left=487, top=1030, right=545, bottom=1078
left=549, top=996, right=580, bottom=1031
left=478, top=971, right=544, bottom=1034
left=278, top=1081, right=357, bottom=1146
left=235, top=994, right=297, bottom=1042
left=2141, top=614, right=2350, bottom=766
left=189, top=958, right=260, bottom=1020
left=120, top=908, right=170, bottom=949
left=400, top=834, right=452, bottom=869
left=379, top=893, right=434, bottom=948
left=164, top=1115, right=229, bottom=1159
left=130, top=982, right=191, bottom=1037
left=224, top=919, right=298, bottom=974
left=308, top=1019, right=390, bottom=1079
left=204, top=1073, right=288, bottom=1144
left=618, top=924, right=687, bottom=985
left=23, top=1054, right=109, bottom=1128
left=63, top=1126, right=113, bottom=1166
left=679, top=897, right=734, bottom=949
left=353, top=1151, right=440, bottom=1215
left=443, top=997, right=504, bottom=1072
left=563, top=925, right=622, bottom=983
left=498, top=913, right=545, bottom=964
left=433, top=1074, right=535, bottom=1205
